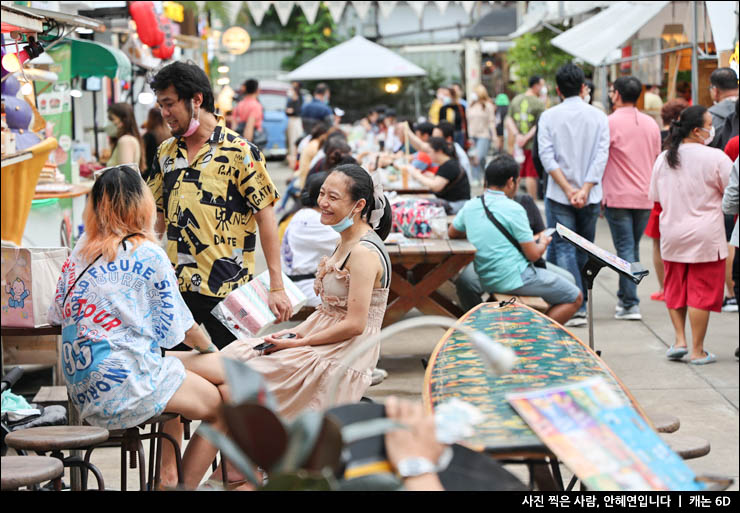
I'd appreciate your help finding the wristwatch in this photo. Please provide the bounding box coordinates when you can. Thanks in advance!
[396,457,437,478]
[396,447,454,478]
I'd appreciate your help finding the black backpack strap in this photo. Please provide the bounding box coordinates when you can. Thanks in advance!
[480,196,528,259]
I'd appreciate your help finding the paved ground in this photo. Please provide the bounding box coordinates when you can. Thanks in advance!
[10,160,738,491]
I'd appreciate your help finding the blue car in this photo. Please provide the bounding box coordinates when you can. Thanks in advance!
[258,80,291,159]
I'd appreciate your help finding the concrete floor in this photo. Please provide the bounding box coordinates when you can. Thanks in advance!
[9,159,738,491]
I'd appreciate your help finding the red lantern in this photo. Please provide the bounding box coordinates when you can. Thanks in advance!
[152,14,175,60]
[129,1,165,48]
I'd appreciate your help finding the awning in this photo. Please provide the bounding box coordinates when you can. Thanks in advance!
[550,1,670,66]
[507,1,615,39]
[281,36,427,81]
[705,1,738,51]
[463,6,518,39]
[67,38,131,80]
[1,4,103,33]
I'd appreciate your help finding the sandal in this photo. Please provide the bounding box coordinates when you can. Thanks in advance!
[666,345,688,360]
[688,352,716,365]
[651,291,665,301]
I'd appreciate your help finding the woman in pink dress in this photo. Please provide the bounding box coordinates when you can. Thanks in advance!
[649,105,732,364]
[221,163,392,418]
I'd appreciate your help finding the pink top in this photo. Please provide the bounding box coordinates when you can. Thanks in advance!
[233,96,263,130]
[602,107,662,209]
[649,143,732,263]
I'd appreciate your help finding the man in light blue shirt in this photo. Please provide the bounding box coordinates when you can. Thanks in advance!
[450,154,582,325]
[537,63,610,326]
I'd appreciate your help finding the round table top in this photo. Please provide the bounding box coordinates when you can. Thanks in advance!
[5,425,109,452]
[1,456,64,490]
[648,412,680,433]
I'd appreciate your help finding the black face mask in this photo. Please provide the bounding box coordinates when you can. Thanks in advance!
[608,95,614,111]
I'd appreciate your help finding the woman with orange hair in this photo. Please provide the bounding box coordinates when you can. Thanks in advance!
[48,164,229,489]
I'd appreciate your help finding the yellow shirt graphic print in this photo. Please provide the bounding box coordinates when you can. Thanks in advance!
[147,117,279,298]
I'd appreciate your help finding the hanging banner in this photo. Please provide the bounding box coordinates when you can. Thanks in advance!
[298,1,321,24]
[273,1,295,26]
[325,1,346,24]
[407,1,425,20]
[378,0,397,19]
[434,1,450,14]
[36,43,72,182]
[246,1,271,26]
[460,1,476,15]
[351,1,372,21]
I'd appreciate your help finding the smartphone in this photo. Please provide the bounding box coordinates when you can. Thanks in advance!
[252,342,275,351]
[279,333,297,339]
[536,228,556,243]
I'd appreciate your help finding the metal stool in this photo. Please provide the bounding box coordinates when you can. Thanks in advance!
[5,426,108,490]
[1,455,64,491]
[84,413,183,491]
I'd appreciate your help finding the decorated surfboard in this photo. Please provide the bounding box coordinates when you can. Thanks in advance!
[423,301,650,455]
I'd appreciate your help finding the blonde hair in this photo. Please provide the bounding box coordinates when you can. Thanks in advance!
[80,165,158,263]
[474,84,492,106]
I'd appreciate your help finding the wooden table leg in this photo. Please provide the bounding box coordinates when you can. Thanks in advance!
[383,254,474,327]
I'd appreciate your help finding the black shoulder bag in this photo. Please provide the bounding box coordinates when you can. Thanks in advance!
[480,196,547,269]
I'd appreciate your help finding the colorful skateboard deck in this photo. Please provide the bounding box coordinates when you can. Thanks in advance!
[423,302,649,455]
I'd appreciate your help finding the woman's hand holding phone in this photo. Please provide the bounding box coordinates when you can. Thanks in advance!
[256,331,301,355]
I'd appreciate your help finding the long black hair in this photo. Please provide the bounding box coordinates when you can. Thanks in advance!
[331,164,392,240]
[664,105,707,169]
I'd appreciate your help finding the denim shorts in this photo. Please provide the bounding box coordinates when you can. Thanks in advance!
[504,265,581,305]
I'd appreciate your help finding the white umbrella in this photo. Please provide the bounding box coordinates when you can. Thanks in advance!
[280,35,427,81]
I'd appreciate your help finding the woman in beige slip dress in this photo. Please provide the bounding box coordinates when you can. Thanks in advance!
[221,164,393,419]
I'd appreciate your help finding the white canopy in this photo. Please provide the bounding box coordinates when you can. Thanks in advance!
[550,1,670,66]
[550,1,739,67]
[280,35,427,81]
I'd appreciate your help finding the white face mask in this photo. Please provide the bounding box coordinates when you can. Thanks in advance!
[583,94,591,104]
[540,86,548,97]
[699,126,715,145]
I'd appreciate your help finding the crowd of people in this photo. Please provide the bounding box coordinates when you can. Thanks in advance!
[45,57,738,490]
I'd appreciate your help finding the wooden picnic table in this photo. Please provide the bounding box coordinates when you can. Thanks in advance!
[383,238,476,327]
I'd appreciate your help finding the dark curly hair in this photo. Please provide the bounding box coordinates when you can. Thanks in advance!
[149,62,215,113]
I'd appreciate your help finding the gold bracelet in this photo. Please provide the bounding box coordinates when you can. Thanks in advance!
[270,287,284,292]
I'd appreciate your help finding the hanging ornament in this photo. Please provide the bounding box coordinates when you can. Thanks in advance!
[378,1,397,19]
[434,1,450,14]
[129,1,165,48]
[246,1,271,26]
[351,1,372,21]
[407,1,425,20]
[298,1,321,24]
[460,1,476,15]
[272,1,295,26]
[325,1,346,24]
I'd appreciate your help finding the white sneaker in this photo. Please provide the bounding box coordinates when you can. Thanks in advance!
[721,297,738,312]
[564,316,587,327]
[615,305,642,320]
[371,368,388,386]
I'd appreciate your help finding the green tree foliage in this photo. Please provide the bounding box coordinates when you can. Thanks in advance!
[508,27,588,92]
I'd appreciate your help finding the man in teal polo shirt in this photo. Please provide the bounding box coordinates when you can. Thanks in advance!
[450,154,583,325]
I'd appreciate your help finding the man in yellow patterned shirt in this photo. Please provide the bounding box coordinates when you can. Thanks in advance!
[147,62,291,351]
